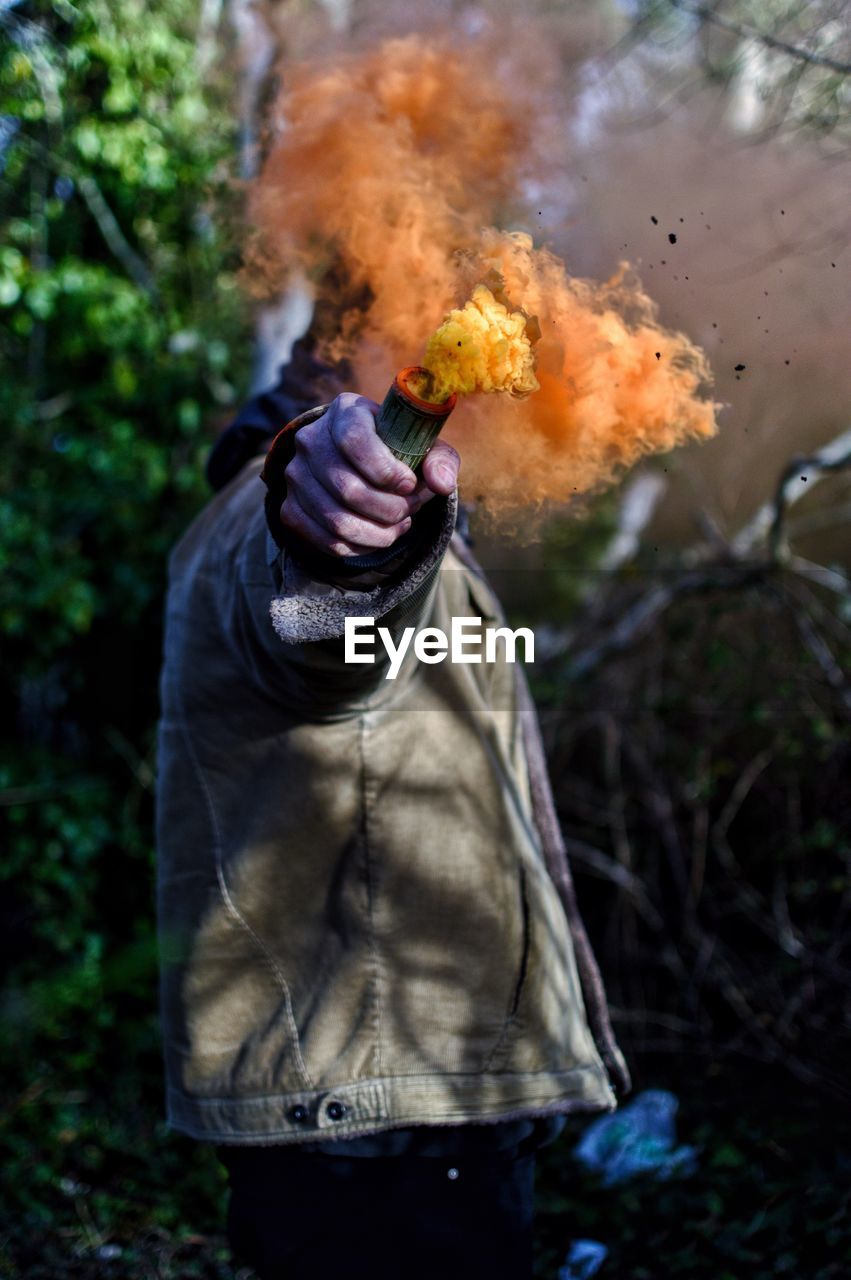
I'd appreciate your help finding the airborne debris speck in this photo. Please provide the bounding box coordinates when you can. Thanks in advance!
[734,363,746,372]
[668,233,677,244]
[655,352,661,360]
[651,215,658,224]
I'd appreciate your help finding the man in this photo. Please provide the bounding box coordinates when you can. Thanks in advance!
[155,339,630,1279]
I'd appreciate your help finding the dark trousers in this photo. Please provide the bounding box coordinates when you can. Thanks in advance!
[219,1140,538,1280]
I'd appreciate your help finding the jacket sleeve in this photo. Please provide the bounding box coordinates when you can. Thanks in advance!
[204,339,347,492]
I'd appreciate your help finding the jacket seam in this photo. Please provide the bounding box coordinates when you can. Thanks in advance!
[174,697,314,1091]
[359,713,383,1076]
[481,863,532,1073]
[170,1095,613,1144]
[171,1062,607,1107]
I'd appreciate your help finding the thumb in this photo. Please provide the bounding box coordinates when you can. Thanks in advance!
[421,440,460,496]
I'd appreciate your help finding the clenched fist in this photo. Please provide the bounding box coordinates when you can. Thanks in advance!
[280,392,460,557]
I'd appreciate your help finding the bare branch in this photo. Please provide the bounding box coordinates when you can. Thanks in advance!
[564,835,667,933]
[670,0,851,76]
[785,592,851,713]
[732,424,851,556]
[76,175,157,298]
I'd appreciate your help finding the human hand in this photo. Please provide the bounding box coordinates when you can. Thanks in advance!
[280,392,460,557]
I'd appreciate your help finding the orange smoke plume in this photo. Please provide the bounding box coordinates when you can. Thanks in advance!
[245,32,717,520]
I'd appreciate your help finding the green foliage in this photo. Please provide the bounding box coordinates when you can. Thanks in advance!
[0,0,250,667]
[0,1,250,1269]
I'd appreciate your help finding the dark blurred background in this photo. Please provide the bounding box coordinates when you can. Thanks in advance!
[1,2,849,1277]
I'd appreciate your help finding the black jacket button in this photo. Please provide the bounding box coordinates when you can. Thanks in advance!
[288,1104,309,1123]
[326,1101,348,1121]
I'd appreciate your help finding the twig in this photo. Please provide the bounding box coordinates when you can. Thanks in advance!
[76,175,157,298]
[711,747,775,869]
[670,0,851,76]
[0,778,98,806]
[782,590,851,714]
[10,130,159,299]
[104,726,155,791]
[772,871,805,961]
[787,554,850,597]
[564,836,666,933]
[733,425,851,557]
[566,565,767,679]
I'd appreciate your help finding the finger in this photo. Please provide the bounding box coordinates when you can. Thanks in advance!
[294,461,413,551]
[279,496,362,558]
[420,440,460,496]
[327,393,418,494]
[303,450,419,525]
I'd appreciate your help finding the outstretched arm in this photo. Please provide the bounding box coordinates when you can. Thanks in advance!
[267,392,459,586]
[168,388,462,716]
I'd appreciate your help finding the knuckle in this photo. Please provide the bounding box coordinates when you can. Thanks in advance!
[283,456,302,486]
[375,460,398,488]
[375,523,403,548]
[279,498,301,531]
[333,468,360,506]
[381,498,407,524]
[326,509,357,541]
[336,413,363,446]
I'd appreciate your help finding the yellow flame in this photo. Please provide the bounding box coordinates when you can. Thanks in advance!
[412,281,540,404]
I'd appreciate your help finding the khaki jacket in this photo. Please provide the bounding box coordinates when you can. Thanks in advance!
[155,429,630,1145]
